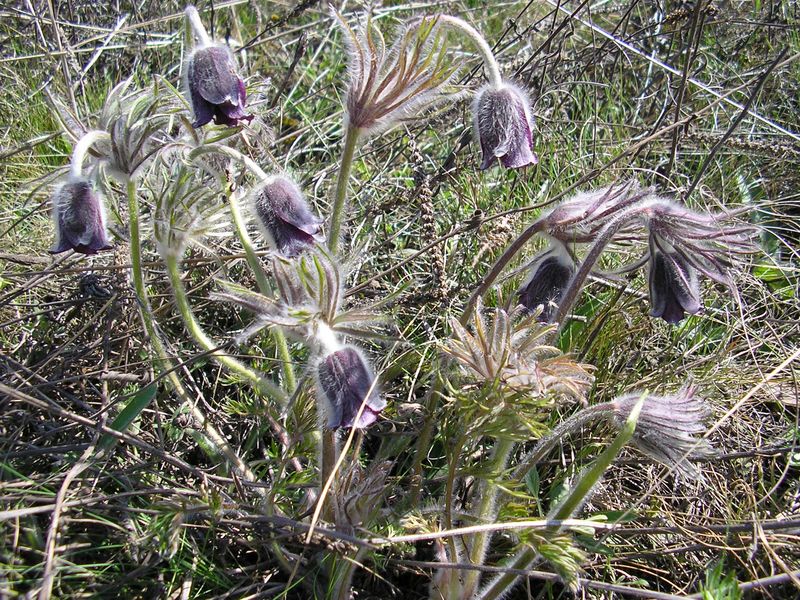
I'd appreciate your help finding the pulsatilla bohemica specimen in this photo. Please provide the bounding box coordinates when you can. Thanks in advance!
[473,82,537,169]
[642,196,755,324]
[518,241,575,322]
[647,231,701,324]
[184,6,252,128]
[250,175,323,257]
[49,178,113,255]
[316,346,386,429]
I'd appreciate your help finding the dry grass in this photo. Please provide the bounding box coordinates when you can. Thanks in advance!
[1,1,799,598]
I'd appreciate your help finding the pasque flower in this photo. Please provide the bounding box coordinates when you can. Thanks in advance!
[642,196,756,324]
[517,240,576,321]
[647,231,701,324]
[184,7,252,128]
[250,175,323,257]
[316,345,386,429]
[473,81,537,169]
[49,178,113,255]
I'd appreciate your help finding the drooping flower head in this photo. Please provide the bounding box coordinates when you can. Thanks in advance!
[333,10,460,138]
[184,6,252,128]
[647,231,701,324]
[641,196,756,324]
[250,175,323,257]
[473,81,537,170]
[543,182,651,244]
[517,240,576,322]
[608,386,713,479]
[316,345,386,429]
[49,177,113,255]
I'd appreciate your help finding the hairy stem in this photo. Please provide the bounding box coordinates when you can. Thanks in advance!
[126,178,265,495]
[225,183,296,391]
[512,403,611,481]
[327,124,361,253]
[461,217,547,326]
[185,5,212,48]
[477,398,644,600]
[410,219,548,503]
[550,208,641,329]
[190,144,296,390]
[70,130,110,178]
[460,438,515,599]
[436,15,502,88]
[164,251,286,403]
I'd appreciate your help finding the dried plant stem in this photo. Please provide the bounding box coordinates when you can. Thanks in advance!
[70,130,109,178]
[436,15,502,88]
[320,429,338,513]
[460,438,515,599]
[185,5,211,48]
[126,178,265,495]
[478,397,644,600]
[328,124,361,253]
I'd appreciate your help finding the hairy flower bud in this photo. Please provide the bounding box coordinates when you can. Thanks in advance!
[185,45,253,128]
[609,386,713,479]
[250,175,323,257]
[316,346,385,429]
[473,82,537,169]
[648,232,701,324]
[518,241,575,322]
[49,178,113,255]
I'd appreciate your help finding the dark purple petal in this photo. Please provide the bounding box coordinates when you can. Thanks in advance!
[518,244,575,321]
[648,233,701,324]
[213,98,253,127]
[473,82,537,170]
[190,85,215,128]
[317,347,385,429]
[49,179,112,255]
[187,45,252,128]
[252,176,323,257]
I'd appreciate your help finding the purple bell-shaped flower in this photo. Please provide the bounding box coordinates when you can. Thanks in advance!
[473,81,538,170]
[186,45,252,128]
[251,175,323,257]
[647,231,701,324]
[518,241,575,321]
[316,346,386,429]
[184,7,252,128]
[49,178,113,256]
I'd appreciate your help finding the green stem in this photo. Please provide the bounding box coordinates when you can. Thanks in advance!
[225,186,296,391]
[329,546,369,600]
[408,367,444,505]
[164,251,286,404]
[460,438,515,599]
[327,125,361,253]
[477,397,644,600]
[189,143,296,391]
[126,178,266,495]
